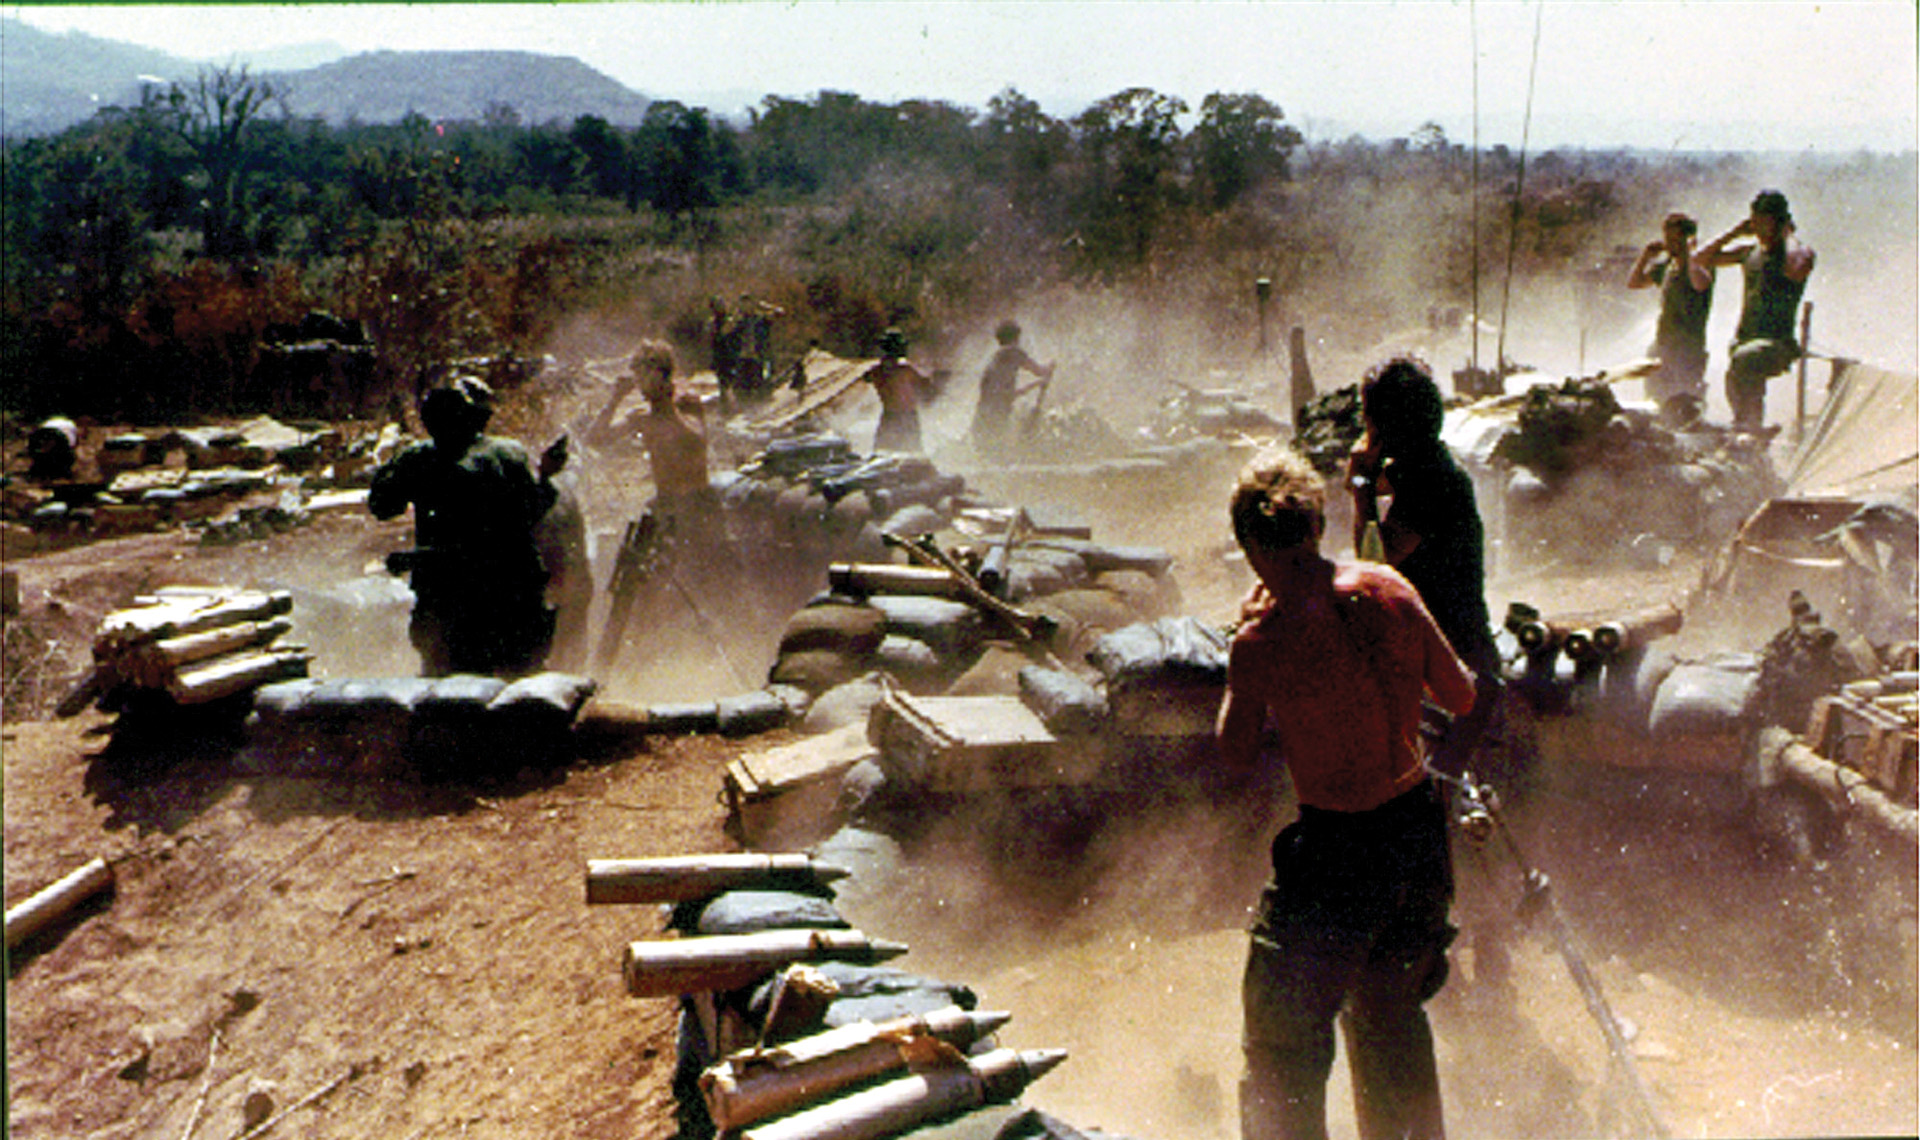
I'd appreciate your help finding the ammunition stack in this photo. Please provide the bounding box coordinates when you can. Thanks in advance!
[588,852,1069,1140]
[58,587,310,716]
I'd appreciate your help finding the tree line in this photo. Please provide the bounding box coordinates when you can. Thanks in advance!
[7,61,1863,426]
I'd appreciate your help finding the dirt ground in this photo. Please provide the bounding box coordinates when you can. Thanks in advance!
[4,447,1916,1139]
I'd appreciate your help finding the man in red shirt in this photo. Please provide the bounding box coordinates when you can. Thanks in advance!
[1219,445,1475,1140]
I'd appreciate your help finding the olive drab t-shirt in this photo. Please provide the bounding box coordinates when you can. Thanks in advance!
[1737,243,1807,345]
[1650,257,1712,376]
[1379,445,1493,660]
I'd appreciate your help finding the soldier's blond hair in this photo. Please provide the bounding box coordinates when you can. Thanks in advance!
[1230,446,1325,554]
[631,339,675,383]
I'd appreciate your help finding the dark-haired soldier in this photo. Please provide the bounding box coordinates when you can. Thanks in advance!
[1626,211,1715,427]
[1695,189,1817,431]
[370,376,557,677]
[1220,444,1474,1140]
[969,320,1055,457]
[1347,356,1511,992]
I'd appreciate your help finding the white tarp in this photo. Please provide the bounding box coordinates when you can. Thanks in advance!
[1782,360,1920,501]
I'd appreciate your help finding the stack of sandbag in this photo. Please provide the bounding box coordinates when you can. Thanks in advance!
[241,670,596,777]
[718,431,969,564]
[58,587,310,716]
[1489,377,1783,557]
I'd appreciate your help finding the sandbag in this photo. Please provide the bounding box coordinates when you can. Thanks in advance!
[1005,547,1089,599]
[717,689,790,737]
[947,643,1038,697]
[1036,589,1138,643]
[1092,569,1178,618]
[808,962,979,1027]
[770,649,865,695]
[487,671,596,726]
[1018,666,1109,736]
[407,674,510,779]
[290,676,435,725]
[486,671,597,767]
[1649,654,1761,738]
[801,673,890,733]
[877,503,945,538]
[872,635,948,693]
[249,677,326,723]
[1030,538,1173,578]
[692,890,848,936]
[646,702,721,735]
[1086,617,1230,685]
[866,594,984,659]
[778,603,886,657]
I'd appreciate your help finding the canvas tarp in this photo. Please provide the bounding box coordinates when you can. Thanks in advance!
[1782,359,1920,500]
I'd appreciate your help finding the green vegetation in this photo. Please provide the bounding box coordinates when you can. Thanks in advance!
[3,64,1911,424]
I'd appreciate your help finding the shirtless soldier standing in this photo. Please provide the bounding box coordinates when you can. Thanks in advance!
[1219,444,1475,1140]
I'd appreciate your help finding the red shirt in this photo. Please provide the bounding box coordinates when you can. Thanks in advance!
[1226,560,1474,812]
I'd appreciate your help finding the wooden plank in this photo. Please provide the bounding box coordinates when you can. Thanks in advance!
[730,723,876,800]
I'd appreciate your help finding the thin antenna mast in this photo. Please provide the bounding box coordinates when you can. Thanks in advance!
[1471,0,1481,373]
[1497,1,1546,374]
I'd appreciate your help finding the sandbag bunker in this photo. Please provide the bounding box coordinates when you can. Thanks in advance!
[587,852,1088,1140]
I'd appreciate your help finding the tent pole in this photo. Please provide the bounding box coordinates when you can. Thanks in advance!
[1794,301,1813,446]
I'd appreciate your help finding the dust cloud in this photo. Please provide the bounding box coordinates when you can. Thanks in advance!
[483,150,1920,1137]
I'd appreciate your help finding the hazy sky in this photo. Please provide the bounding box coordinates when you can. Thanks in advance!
[9,1,1917,151]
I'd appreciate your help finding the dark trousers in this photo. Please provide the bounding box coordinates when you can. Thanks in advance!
[1242,781,1454,1140]
[1725,338,1799,430]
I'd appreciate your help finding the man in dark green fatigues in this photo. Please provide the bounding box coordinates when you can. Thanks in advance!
[1696,189,1817,432]
[370,377,557,677]
[1626,211,1715,427]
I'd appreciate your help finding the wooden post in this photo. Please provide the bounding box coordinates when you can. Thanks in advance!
[6,857,114,948]
[1794,301,1814,446]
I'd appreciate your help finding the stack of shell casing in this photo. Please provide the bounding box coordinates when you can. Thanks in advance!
[588,852,1068,1140]
[60,586,309,714]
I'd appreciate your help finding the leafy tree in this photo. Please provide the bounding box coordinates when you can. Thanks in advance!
[512,124,584,198]
[152,64,283,257]
[977,87,1068,217]
[633,101,721,221]
[569,114,631,201]
[1190,92,1303,210]
[1071,87,1189,268]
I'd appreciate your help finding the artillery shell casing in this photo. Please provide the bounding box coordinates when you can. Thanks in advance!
[5,857,114,949]
[622,928,906,997]
[587,853,851,905]
[703,1005,1011,1130]
[739,1047,1065,1140]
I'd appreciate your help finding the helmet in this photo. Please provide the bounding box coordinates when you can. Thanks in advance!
[995,320,1021,346]
[878,327,909,358]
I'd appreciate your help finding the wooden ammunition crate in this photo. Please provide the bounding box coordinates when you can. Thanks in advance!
[869,690,1098,793]
[1805,693,1919,807]
[723,723,877,847]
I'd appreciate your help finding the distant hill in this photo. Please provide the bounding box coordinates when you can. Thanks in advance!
[267,50,652,127]
[0,17,190,135]
[2,21,652,137]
